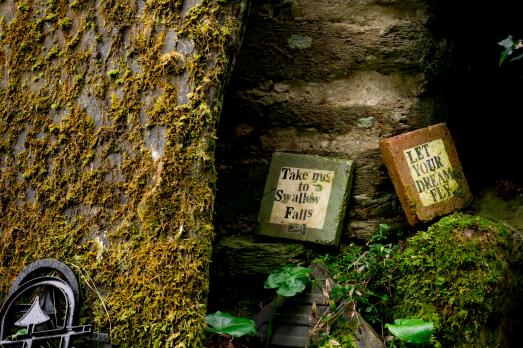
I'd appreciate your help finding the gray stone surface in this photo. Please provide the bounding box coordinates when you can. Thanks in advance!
[216,0,448,240]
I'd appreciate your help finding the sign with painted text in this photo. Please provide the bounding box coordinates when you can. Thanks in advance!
[380,123,471,225]
[258,153,354,245]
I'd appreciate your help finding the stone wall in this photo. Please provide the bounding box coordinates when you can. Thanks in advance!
[216,0,449,241]
[0,0,247,346]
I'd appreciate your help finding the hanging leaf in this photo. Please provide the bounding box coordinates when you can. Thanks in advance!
[500,47,513,66]
[385,318,433,344]
[498,35,514,50]
[498,35,523,66]
[10,328,28,340]
[206,311,256,338]
[264,265,311,297]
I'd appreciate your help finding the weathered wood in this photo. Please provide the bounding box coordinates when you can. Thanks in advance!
[271,325,310,347]
[213,237,314,276]
[255,261,385,347]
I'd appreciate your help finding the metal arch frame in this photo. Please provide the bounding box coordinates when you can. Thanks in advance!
[0,259,109,348]
[7,259,81,323]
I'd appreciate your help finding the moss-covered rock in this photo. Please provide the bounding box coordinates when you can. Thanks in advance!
[388,213,517,346]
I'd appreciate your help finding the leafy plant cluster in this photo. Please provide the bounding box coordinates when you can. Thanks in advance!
[205,265,311,347]
[206,214,510,347]
[318,224,395,327]
[498,35,523,66]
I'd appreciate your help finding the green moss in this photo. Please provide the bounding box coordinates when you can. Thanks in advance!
[107,69,120,79]
[58,17,72,30]
[387,213,512,346]
[0,0,245,346]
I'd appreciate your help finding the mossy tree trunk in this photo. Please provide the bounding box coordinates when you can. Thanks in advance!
[0,0,248,346]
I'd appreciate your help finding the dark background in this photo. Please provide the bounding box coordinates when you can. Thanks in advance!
[432,0,523,191]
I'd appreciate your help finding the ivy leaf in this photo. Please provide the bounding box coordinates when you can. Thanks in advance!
[499,35,516,66]
[264,265,311,297]
[498,35,514,50]
[500,47,513,66]
[206,311,256,338]
[385,318,433,344]
[11,328,28,340]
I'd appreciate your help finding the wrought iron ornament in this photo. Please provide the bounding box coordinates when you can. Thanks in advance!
[0,259,109,348]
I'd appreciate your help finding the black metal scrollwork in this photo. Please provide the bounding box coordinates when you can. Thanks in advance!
[0,259,109,348]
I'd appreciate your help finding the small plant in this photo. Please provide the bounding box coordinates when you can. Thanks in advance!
[318,224,395,326]
[264,265,311,347]
[498,35,523,66]
[385,318,433,347]
[205,311,256,341]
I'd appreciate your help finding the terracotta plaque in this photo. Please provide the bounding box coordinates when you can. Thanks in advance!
[258,152,354,245]
[380,123,471,225]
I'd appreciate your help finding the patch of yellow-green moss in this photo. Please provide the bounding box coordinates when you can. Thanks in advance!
[0,0,246,346]
[387,213,513,346]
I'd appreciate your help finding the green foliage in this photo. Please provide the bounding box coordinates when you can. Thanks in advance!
[264,265,311,347]
[11,328,28,340]
[205,311,256,338]
[386,319,433,344]
[264,264,311,297]
[387,213,511,345]
[498,35,523,66]
[106,69,120,79]
[313,316,357,348]
[318,224,395,326]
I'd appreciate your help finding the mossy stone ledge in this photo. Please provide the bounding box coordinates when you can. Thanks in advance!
[387,213,521,346]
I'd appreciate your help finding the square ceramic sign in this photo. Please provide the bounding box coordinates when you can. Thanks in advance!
[379,123,471,225]
[257,152,354,246]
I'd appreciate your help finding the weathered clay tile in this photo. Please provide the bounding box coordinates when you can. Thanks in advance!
[379,123,471,225]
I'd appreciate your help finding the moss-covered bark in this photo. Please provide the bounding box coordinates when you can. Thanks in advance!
[0,0,247,346]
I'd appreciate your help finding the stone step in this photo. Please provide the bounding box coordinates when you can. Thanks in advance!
[228,71,435,133]
[213,237,314,276]
[290,0,427,25]
[234,15,431,82]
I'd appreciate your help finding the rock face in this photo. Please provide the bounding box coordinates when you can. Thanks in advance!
[0,0,247,346]
[216,0,449,241]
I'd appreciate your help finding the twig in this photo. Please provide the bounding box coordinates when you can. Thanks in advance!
[69,263,112,338]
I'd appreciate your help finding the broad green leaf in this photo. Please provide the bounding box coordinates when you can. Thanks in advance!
[498,35,514,49]
[206,311,256,338]
[11,328,28,339]
[264,265,311,297]
[500,47,513,66]
[385,318,433,344]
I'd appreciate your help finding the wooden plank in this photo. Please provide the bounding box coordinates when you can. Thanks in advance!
[276,305,329,325]
[271,324,310,347]
[255,262,385,347]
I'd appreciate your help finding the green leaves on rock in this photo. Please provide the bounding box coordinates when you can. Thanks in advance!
[498,34,523,66]
[386,318,433,344]
[264,265,311,297]
[205,311,256,338]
